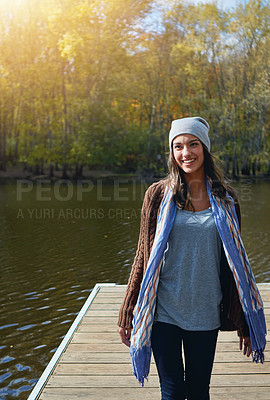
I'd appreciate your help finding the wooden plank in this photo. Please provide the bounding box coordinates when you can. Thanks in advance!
[91,296,125,303]
[60,349,270,364]
[77,325,119,333]
[71,330,270,345]
[93,297,270,306]
[82,314,270,326]
[39,386,270,400]
[45,375,156,387]
[54,362,270,376]
[39,387,161,400]
[88,303,121,310]
[78,319,270,333]
[98,287,127,293]
[210,387,270,400]
[57,341,264,353]
[71,333,127,344]
[85,307,270,317]
[84,310,120,317]
[45,374,270,388]
[259,284,270,289]
[83,316,118,324]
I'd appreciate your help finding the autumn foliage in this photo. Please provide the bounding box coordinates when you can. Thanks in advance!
[0,0,269,177]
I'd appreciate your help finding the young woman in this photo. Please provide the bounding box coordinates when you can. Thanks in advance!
[118,117,266,400]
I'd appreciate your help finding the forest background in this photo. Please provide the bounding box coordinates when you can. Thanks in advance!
[0,0,269,179]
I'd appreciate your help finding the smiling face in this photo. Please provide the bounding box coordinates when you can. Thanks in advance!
[172,134,204,177]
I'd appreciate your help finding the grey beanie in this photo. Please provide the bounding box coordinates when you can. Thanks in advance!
[169,117,210,151]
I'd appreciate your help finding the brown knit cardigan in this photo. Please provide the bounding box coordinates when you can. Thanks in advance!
[118,179,249,337]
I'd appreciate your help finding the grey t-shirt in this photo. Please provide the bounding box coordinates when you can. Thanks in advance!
[155,207,222,331]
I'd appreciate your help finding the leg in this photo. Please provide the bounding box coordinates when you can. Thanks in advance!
[183,329,218,400]
[151,321,186,400]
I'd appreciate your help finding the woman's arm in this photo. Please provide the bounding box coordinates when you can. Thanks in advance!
[117,189,149,330]
[117,181,163,330]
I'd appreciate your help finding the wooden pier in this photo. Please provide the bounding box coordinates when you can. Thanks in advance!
[28,283,270,400]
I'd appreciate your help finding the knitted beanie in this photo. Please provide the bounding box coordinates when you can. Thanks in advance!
[169,117,210,151]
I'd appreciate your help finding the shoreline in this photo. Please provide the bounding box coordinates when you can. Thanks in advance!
[0,168,141,182]
[0,168,269,183]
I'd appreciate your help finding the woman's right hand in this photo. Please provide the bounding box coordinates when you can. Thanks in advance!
[118,326,131,347]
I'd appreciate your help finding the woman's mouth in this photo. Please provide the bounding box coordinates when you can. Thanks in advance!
[182,158,196,165]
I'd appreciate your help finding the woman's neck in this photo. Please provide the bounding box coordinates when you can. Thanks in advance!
[184,171,210,211]
[184,170,206,196]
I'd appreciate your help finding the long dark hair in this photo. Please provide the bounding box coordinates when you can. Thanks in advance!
[168,143,232,210]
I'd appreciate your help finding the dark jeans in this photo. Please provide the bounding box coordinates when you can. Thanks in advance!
[151,321,218,400]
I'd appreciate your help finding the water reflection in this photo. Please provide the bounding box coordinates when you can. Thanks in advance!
[233,180,270,282]
[0,178,269,399]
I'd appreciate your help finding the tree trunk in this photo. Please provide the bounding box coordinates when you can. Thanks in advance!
[252,159,256,176]
[73,163,80,179]
[146,104,156,171]
[49,164,54,178]
[34,164,40,175]
[0,122,7,171]
[241,160,250,176]
[73,164,85,179]
[62,164,69,179]
[232,155,236,179]
[62,64,68,172]
[79,164,84,177]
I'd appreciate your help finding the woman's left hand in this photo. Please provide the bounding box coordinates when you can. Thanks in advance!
[239,336,252,357]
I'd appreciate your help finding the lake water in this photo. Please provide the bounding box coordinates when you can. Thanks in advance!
[0,178,269,399]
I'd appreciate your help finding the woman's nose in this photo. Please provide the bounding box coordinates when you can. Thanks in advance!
[182,145,190,156]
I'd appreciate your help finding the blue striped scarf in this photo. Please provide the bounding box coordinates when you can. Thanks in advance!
[130,180,267,386]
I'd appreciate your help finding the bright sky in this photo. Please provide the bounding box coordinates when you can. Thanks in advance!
[144,0,247,31]
[0,0,246,12]
[0,0,246,9]
[154,0,247,11]
[189,0,246,10]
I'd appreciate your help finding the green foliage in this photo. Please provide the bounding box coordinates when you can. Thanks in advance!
[0,0,269,175]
